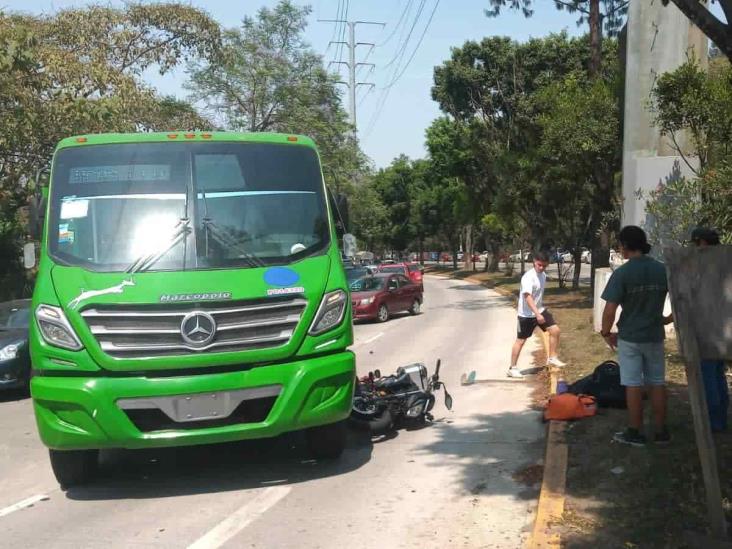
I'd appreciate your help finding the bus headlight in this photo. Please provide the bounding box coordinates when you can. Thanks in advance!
[35,305,84,351]
[309,290,347,335]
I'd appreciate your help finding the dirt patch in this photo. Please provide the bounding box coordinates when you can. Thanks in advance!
[513,463,545,487]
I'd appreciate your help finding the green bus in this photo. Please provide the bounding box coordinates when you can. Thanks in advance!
[28,132,355,487]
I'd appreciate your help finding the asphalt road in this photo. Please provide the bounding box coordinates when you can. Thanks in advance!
[0,276,544,549]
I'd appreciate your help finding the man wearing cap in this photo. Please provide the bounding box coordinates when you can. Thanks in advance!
[691,227,729,432]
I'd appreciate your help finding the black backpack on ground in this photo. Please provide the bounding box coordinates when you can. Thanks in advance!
[568,360,626,409]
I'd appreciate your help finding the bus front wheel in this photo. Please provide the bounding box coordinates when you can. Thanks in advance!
[49,449,99,489]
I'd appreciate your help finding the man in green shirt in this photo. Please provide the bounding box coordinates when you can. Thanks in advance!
[600,226,673,446]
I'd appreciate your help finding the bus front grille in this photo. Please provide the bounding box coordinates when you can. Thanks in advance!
[80,296,307,358]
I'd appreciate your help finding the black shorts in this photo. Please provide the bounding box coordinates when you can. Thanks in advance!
[517,310,556,340]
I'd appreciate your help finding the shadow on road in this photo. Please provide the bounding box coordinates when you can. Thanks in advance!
[0,388,30,403]
[413,410,544,502]
[65,427,373,502]
[435,293,513,312]
[445,284,487,292]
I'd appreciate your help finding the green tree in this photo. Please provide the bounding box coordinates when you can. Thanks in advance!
[651,60,732,175]
[430,34,617,274]
[350,182,391,253]
[370,155,420,254]
[644,60,732,246]
[186,0,365,194]
[535,73,622,286]
[485,1,628,75]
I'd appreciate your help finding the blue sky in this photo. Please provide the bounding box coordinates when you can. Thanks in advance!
[4,1,611,167]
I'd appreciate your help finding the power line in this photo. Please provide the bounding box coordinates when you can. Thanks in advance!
[364,0,428,136]
[382,0,440,89]
[364,0,440,138]
[336,0,350,64]
[378,0,414,47]
[329,0,344,65]
[382,0,427,71]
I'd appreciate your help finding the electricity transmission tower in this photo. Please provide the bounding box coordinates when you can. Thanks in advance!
[319,18,384,136]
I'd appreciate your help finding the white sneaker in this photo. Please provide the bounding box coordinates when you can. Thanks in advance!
[547,356,567,368]
[507,367,525,379]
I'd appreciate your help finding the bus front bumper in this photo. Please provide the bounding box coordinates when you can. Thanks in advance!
[31,352,355,450]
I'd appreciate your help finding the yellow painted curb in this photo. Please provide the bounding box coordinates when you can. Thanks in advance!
[527,367,568,549]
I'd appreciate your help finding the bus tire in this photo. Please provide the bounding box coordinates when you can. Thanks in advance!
[49,449,99,489]
[306,420,347,460]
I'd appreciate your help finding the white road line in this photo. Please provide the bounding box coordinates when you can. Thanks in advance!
[0,494,50,518]
[187,486,291,549]
[359,332,384,346]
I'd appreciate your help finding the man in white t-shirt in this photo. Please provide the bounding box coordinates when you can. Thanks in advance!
[508,250,566,379]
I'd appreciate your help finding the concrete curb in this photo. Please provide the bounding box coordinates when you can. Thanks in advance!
[527,366,568,549]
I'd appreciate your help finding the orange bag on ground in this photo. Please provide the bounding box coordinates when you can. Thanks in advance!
[543,393,597,421]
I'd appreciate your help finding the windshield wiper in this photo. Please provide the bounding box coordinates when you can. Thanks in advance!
[202,218,265,268]
[126,218,191,274]
[199,189,264,268]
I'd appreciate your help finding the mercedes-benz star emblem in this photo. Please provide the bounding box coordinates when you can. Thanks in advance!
[180,312,217,348]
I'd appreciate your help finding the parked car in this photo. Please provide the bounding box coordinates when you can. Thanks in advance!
[0,299,31,391]
[509,251,531,263]
[549,249,566,263]
[345,265,373,285]
[350,274,423,322]
[405,262,424,289]
[378,262,424,290]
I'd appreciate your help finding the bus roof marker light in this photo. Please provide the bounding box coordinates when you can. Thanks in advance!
[184,133,196,139]
[287,136,298,142]
[167,134,179,139]
[75,137,88,143]
[201,133,213,139]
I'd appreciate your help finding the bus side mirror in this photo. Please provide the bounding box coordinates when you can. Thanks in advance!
[23,242,36,269]
[343,233,357,258]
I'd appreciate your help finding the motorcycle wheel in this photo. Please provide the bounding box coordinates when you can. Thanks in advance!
[350,398,394,434]
[365,408,393,434]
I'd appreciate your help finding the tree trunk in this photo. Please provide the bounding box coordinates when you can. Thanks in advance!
[452,244,459,270]
[572,249,582,290]
[556,255,565,289]
[666,0,732,63]
[488,241,500,272]
[464,225,475,272]
[589,0,602,77]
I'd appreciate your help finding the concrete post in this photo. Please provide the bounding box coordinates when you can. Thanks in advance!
[621,0,708,229]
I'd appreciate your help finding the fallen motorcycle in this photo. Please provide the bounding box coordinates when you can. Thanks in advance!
[351,359,453,434]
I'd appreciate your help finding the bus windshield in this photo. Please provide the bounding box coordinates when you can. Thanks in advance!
[48,142,330,272]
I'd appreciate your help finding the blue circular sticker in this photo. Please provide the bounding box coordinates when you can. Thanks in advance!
[263,267,300,287]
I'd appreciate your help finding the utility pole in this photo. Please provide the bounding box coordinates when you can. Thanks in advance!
[319,19,384,136]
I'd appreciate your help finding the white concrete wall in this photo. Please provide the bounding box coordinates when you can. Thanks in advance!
[621,0,707,228]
